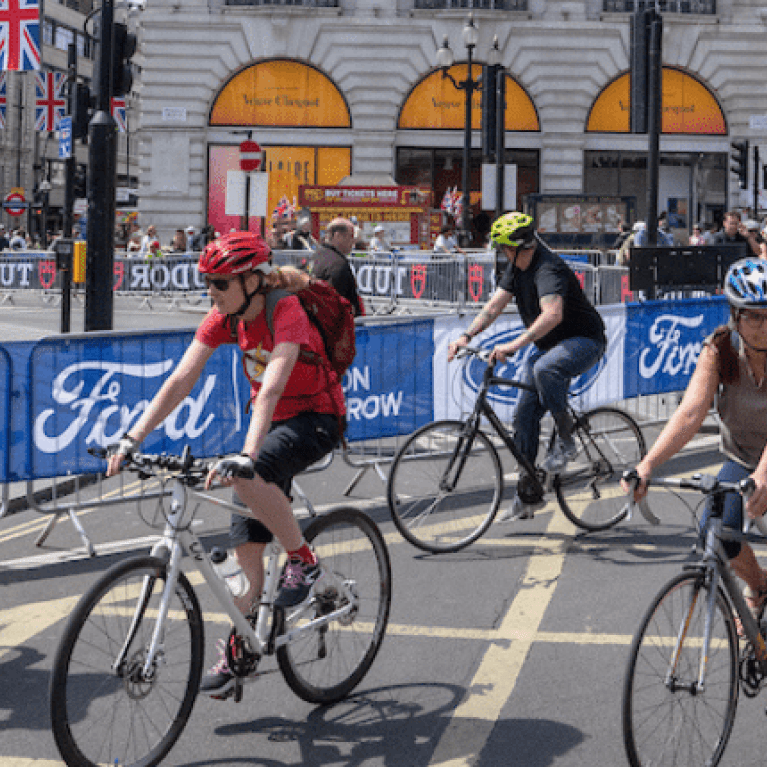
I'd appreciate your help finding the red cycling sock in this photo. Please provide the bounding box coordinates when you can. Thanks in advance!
[287,542,316,565]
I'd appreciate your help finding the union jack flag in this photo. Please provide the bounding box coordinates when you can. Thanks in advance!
[0,0,41,71]
[273,195,290,219]
[440,186,462,219]
[0,72,6,129]
[34,70,65,131]
[111,97,126,133]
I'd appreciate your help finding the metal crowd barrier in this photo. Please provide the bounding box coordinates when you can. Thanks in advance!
[0,250,631,313]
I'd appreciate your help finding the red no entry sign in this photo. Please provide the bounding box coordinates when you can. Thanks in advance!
[3,191,27,216]
[239,140,262,172]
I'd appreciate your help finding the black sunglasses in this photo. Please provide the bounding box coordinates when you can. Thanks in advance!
[204,276,234,292]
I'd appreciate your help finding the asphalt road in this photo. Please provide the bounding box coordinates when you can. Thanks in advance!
[3,293,767,766]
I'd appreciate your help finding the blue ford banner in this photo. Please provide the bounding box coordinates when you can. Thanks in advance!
[623,296,728,398]
[0,300,734,482]
[344,320,434,442]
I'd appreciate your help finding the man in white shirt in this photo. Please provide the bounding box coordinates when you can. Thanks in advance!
[368,224,390,253]
[433,225,465,255]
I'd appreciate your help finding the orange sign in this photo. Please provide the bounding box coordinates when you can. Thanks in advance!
[586,67,726,134]
[398,67,539,131]
[210,59,351,128]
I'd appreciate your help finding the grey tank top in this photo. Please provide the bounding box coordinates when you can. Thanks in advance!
[717,334,767,469]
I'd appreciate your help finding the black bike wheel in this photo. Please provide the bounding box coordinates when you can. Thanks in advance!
[50,556,204,767]
[276,507,391,705]
[386,419,503,553]
[554,407,646,532]
[622,571,739,767]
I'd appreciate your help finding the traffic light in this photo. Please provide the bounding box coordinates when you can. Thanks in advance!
[731,139,749,190]
[74,165,87,199]
[72,82,92,141]
[30,190,43,216]
[111,23,137,97]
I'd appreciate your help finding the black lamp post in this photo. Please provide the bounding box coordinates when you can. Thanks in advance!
[437,15,501,248]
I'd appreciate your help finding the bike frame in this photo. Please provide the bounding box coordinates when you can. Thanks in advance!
[462,363,556,497]
[121,477,358,680]
[664,488,767,693]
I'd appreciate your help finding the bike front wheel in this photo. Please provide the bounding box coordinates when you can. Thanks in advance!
[276,506,392,705]
[622,571,739,767]
[554,407,646,532]
[387,419,503,553]
[50,556,204,767]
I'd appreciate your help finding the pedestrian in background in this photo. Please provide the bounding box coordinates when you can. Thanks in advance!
[309,217,363,317]
[368,224,391,253]
[169,229,187,253]
[689,223,706,245]
[0,225,9,252]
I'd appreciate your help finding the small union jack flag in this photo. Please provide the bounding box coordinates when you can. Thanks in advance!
[111,97,127,133]
[0,72,6,129]
[34,70,65,131]
[273,195,290,219]
[0,0,41,71]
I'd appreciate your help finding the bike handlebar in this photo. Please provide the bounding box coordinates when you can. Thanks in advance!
[89,445,211,483]
[622,469,767,536]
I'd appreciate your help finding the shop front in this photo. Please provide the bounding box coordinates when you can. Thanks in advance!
[207,59,352,237]
[395,65,540,244]
[584,67,728,234]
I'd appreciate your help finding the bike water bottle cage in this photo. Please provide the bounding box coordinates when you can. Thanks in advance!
[490,212,535,249]
[724,259,767,309]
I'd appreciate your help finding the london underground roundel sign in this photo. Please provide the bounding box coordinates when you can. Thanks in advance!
[3,191,27,216]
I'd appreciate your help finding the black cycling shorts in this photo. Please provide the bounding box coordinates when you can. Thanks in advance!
[229,411,339,546]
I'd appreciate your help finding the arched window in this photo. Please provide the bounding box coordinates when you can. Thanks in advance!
[210,59,351,128]
[586,67,726,134]
[398,66,539,131]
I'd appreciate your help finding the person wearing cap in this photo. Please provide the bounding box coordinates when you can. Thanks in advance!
[368,224,391,253]
[284,213,317,251]
[634,213,674,247]
[0,225,9,252]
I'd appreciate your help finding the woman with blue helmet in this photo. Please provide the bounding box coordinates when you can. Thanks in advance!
[626,258,767,631]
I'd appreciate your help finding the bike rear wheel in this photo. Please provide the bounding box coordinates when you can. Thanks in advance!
[554,407,646,532]
[622,571,739,767]
[50,556,204,767]
[276,506,391,705]
[386,419,503,553]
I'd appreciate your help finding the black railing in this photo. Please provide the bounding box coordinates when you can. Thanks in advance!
[603,0,715,13]
[414,0,527,9]
[225,0,339,5]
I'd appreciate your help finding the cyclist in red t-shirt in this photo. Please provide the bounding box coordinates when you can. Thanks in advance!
[106,231,344,698]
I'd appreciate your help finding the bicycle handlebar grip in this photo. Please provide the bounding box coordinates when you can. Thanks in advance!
[740,478,767,537]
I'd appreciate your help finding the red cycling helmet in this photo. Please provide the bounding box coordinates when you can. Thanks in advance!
[198,231,272,276]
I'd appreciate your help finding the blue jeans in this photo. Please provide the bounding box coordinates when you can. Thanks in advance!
[512,336,606,466]
[698,459,750,560]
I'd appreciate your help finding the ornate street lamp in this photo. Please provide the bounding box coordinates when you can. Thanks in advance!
[437,16,501,247]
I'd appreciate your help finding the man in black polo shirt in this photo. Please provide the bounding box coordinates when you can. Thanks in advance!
[448,211,606,520]
[309,217,363,317]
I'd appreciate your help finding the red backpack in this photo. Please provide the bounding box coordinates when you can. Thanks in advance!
[264,268,356,380]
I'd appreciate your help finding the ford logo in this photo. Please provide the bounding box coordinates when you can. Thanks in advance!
[459,327,604,406]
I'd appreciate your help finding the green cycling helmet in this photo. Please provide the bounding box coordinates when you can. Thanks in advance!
[490,212,535,248]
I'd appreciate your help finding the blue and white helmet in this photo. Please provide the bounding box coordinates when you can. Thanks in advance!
[724,259,767,309]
